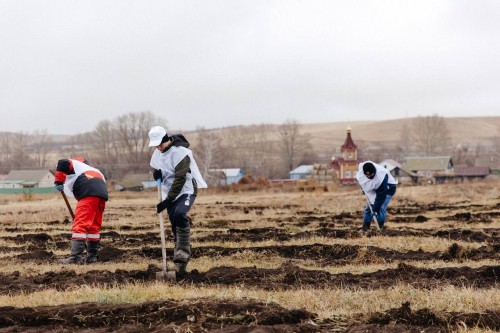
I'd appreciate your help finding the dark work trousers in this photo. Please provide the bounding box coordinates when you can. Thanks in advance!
[363,195,393,228]
[167,194,195,240]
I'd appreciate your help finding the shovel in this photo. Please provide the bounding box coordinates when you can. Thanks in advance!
[155,179,176,282]
[359,186,381,232]
[364,193,381,231]
[61,191,75,220]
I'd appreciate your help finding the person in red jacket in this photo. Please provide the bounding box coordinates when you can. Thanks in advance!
[54,157,108,264]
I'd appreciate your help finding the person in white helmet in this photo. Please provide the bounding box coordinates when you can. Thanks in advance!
[148,126,207,274]
[355,161,397,233]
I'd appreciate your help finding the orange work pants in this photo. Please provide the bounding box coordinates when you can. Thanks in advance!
[71,196,106,242]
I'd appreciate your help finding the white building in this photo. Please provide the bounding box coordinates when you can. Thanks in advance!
[0,170,55,189]
[289,165,314,180]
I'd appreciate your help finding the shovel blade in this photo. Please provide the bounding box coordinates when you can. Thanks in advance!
[156,270,176,282]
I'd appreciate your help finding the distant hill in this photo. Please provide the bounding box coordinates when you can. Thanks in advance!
[187,116,499,153]
[179,116,500,173]
[1,116,497,176]
[2,116,497,148]
[300,116,500,151]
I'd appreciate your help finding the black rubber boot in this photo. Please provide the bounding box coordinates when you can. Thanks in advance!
[357,223,370,234]
[86,240,100,263]
[58,240,86,264]
[173,227,191,275]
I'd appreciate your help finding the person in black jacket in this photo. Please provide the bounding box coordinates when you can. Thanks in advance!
[54,157,108,264]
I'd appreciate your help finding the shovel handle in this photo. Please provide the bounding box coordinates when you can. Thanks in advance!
[364,195,381,231]
[61,191,75,219]
[157,179,169,274]
[157,179,163,201]
[361,187,380,231]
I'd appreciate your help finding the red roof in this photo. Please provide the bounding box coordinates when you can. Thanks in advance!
[341,131,357,151]
[454,166,490,176]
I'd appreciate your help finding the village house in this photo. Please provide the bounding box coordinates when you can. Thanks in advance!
[208,168,244,185]
[289,165,314,180]
[330,127,363,184]
[0,170,55,189]
[379,159,419,184]
[114,173,155,191]
[449,166,490,182]
[403,156,454,184]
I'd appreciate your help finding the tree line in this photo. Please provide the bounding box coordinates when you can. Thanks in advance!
[1,112,494,181]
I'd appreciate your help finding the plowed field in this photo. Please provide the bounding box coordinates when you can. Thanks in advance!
[0,180,499,332]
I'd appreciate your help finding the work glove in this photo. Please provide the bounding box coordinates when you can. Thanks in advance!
[153,169,162,181]
[54,183,64,192]
[157,198,173,213]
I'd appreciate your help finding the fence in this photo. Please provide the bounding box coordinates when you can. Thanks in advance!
[0,188,58,195]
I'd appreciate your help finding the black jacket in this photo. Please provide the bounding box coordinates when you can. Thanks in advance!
[54,159,108,201]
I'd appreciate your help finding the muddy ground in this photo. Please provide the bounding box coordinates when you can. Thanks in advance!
[0,300,498,332]
[6,241,500,269]
[0,262,498,296]
[0,191,498,332]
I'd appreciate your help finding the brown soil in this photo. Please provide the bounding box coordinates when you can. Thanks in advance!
[0,300,497,332]
[1,193,499,332]
[0,298,315,332]
[0,262,497,296]
[346,302,500,333]
[9,240,498,268]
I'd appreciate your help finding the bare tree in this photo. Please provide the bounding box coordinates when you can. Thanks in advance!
[397,122,412,158]
[87,120,121,178]
[31,129,53,168]
[411,114,450,156]
[115,111,167,170]
[0,132,14,170]
[493,125,500,168]
[192,127,224,180]
[278,119,310,172]
[61,133,85,158]
[220,124,277,177]
[49,111,168,179]
[10,132,33,169]
[217,121,312,179]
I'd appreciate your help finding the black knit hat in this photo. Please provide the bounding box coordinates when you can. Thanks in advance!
[363,162,376,176]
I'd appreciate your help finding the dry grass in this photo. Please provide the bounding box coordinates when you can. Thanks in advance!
[0,178,498,331]
[0,283,497,320]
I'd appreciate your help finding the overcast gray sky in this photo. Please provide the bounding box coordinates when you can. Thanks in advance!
[1,1,499,135]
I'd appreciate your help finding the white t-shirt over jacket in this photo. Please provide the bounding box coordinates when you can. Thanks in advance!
[150,146,207,201]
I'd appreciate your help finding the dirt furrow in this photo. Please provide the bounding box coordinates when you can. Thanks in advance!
[0,263,497,295]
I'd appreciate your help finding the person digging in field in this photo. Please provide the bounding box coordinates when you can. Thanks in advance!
[54,157,108,264]
[355,161,397,233]
[148,126,207,275]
